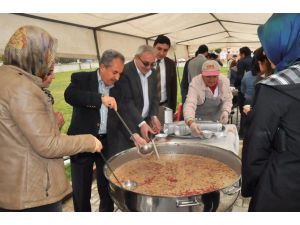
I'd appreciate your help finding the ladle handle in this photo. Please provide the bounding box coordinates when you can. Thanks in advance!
[99,152,123,187]
[114,110,141,152]
[114,110,134,137]
[151,139,160,160]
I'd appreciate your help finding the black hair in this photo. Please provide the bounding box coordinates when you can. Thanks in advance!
[154,35,171,47]
[253,47,274,77]
[239,46,251,57]
[209,52,218,59]
[198,45,209,54]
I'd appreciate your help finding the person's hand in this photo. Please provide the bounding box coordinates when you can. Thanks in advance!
[151,116,161,133]
[173,112,178,121]
[190,122,202,137]
[243,105,251,115]
[131,133,147,148]
[93,137,103,152]
[140,123,155,142]
[54,112,65,130]
[101,95,117,111]
[219,110,229,124]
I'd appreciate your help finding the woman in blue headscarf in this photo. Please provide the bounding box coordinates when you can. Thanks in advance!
[241,13,300,211]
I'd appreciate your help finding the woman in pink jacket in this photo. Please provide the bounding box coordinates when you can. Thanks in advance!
[183,60,233,136]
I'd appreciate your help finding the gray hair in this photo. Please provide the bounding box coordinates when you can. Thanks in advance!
[135,45,155,57]
[99,49,125,67]
[4,26,57,79]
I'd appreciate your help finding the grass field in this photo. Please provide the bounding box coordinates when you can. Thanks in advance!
[49,66,228,134]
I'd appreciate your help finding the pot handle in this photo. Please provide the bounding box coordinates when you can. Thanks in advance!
[176,198,202,207]
[222,180,241,196]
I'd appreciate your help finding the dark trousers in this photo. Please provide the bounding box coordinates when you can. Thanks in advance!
[0,201,62,212]
[70,136,114,212]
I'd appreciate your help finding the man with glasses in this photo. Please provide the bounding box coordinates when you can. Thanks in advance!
[153,35,177,124]
[117,45,161,147]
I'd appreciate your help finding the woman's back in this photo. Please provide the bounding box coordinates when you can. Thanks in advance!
[241,70,256,105]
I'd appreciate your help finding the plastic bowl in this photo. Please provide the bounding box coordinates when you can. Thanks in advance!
[155,133,168,140]
[202,130,213,139]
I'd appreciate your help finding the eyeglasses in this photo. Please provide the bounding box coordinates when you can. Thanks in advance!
[138,56,156,68]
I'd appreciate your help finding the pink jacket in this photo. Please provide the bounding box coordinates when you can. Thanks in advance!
[183,74,233,123]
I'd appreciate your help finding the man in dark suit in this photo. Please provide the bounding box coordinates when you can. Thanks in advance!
[234,46,252,139]
[153,35,177,124]
[64,50,146,212]
[117,45,161,144]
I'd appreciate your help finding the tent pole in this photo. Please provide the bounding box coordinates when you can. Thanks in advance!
[173,50,181,85]
[93,29,101,67]
[186,45,189,59]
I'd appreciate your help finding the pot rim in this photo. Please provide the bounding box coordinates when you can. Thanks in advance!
[104,142,241,198]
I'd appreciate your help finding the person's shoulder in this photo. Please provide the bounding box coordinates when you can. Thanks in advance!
[165,57,175,64]
[244,71,253,78]
[72,70,97,77]
[123,60,135,73]
[191,74,203,84]
[71,70,97,80]
[219,74,230,85]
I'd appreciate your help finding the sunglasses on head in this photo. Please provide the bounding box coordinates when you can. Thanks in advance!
[138,56,156,68]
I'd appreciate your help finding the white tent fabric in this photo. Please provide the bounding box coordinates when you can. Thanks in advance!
[0,13,272,60]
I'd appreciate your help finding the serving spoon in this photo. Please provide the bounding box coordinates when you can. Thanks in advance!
[100,151,138,190]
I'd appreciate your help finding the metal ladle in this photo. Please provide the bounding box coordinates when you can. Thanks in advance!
[114,110,158,158]
[99,151,137,190]
[139,134,160,159]
[114,110,141,153]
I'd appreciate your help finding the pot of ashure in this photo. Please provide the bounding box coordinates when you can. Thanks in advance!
[104,142,241,212]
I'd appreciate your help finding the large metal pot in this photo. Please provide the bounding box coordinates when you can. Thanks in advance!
[104,142,241,212]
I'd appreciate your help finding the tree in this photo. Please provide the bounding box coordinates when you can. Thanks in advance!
[214,48,222,54]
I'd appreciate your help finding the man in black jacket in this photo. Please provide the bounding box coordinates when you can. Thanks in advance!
[117,45,160,144]
[234,46,252,138]
[64,50,145,212]
[153,35,177,123]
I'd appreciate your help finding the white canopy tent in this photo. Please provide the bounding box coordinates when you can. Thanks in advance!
[0,13,272,61]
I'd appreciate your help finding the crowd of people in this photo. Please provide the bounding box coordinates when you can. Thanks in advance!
[1,13,300,212]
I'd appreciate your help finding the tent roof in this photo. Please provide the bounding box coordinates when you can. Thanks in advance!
[0,13,272,59]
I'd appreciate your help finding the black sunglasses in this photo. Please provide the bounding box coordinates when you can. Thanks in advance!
[138,56,156,68]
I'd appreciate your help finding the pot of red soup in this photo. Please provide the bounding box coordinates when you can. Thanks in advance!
[104,142,241,212]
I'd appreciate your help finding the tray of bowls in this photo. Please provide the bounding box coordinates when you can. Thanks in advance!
[164,120,225,139]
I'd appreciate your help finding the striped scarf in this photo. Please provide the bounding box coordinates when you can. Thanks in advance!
[259,63,300,86]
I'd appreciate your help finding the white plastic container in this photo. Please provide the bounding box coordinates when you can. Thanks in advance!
[164,107,173,124]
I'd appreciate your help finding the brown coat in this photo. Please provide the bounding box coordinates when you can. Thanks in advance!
[0,65,96,210]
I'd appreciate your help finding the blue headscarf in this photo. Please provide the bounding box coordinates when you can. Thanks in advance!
[258,13,300,72]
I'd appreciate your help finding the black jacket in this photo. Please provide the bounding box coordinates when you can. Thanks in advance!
[164,57,177,112]
[64,70,128,158]
[117,60,159,135]
[180,57,193,105]
[242,82,300,211]
[234,56,252,89]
